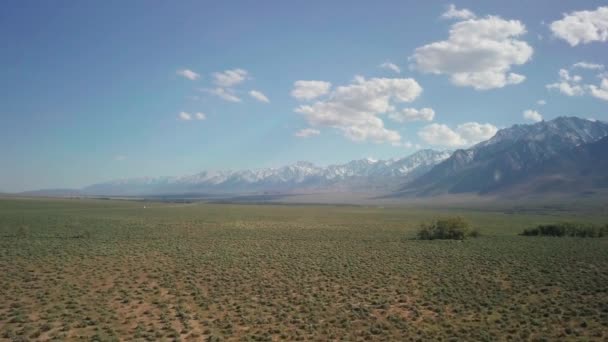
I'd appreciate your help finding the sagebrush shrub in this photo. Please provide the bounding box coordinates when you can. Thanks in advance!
[417,217,477,240]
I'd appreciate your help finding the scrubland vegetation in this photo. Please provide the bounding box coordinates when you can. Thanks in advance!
[521,222,608,237]
[0,198,607,341]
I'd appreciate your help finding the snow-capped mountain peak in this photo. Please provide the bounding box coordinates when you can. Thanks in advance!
[83,149,452,195]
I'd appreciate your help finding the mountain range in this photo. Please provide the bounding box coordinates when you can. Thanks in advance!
[81,149,452,196]
[398,117,608,197]
[17,116,608,199]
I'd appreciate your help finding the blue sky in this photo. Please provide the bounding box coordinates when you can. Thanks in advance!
[1,1,607,192]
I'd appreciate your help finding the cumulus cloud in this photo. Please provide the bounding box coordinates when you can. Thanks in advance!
[550,6,608,46]
[176,69,200,80]
[294,128,321,138]
[195,112,206,120]
[547,66,608,101]
[388,107,435,122]
[441,4,476,20]
[561,69,583,82]
[456,122,498,143]
[203,87,242,102]
[212,68,249,87]
[523,109,543,122]
[178,112,192,121]
[546,69,585,96]
[294,76,423,144]
[418,122,497,147]
[418,124,466,147]
[537,99,547,105]
[588,78,608,101]
[411,15,533,90]
[249,90,270,103]
[291,81,332,100]
[379,61,401,74]
[573,61,605,70]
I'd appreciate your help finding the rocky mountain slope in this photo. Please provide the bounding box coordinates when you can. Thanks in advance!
[501,135,608,195]
[398,117,608,196]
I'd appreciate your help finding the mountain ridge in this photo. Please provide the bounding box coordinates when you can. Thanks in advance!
[497,135,608,196]
[81,149,452,196]
[14,117,608,199]
[399,117,608,197]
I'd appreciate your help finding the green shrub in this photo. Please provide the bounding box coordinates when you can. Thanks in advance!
[520,222,607,237]
[417,217,476,240]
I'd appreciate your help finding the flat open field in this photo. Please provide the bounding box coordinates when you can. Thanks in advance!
[1,198,607,341]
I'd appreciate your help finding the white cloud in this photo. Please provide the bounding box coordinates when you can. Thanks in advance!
[294,128,320,138]
[588,78,608,101]
[212,68,249,87]
[178,111,205,121]
[456,122,498,143]
[203,87,242,102]
[411,15,533,90]
[523,109,543,122]
[441,4,476,20]
[550,6,608,46]
[178,112,192,121]
[395,141,422,149]
[537,99,547,105]
[388,107,435,122]
[379,61,401,74]
[418,124,467,147]
[176,69,200,80]
[418,122,497,147]
[573,61,605,70]
[294,76,423,144]
[249,90,270,103]
[547,83,583,96]
[547,67,608,101]
[291,81,332,100]
[506,73,526,84]
[546,69,585,96]
[561,68,583,82]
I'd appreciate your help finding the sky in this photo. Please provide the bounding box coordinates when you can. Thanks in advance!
[1,0,607,192]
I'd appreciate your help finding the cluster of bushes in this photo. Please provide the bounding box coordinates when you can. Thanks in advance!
[520,222,608,238]
[417,216,479,240]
